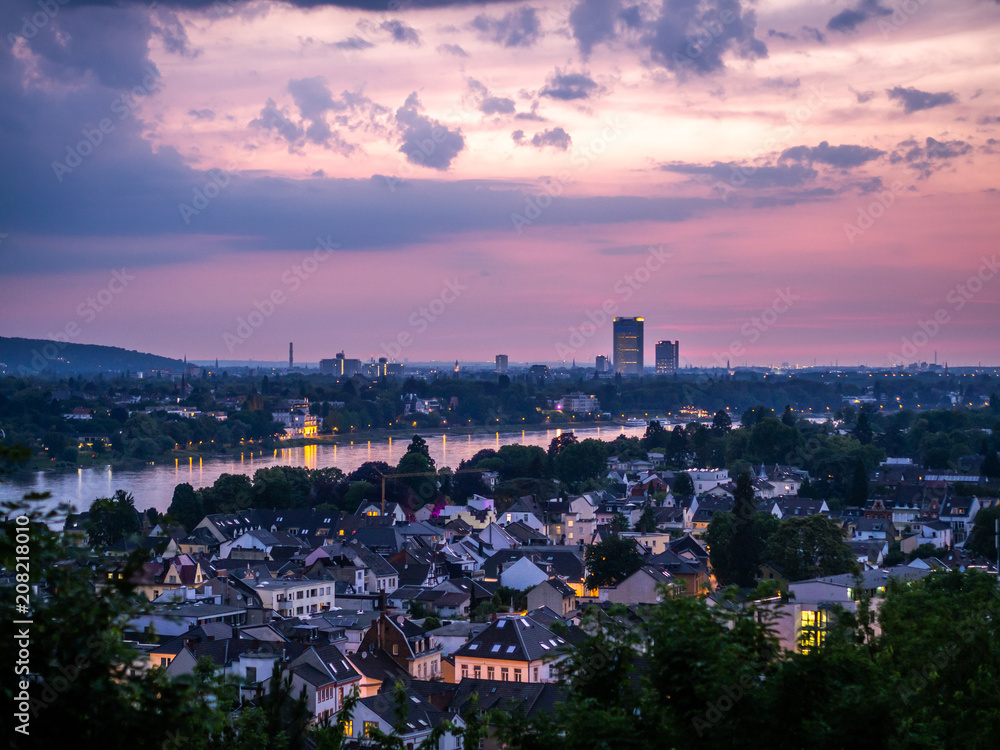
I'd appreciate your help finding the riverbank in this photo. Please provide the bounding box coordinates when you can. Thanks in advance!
[9,419,641,480]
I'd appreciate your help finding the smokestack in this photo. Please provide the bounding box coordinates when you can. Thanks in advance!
[289,342,293,370]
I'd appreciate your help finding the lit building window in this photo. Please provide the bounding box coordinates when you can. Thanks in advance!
[799,609,828,655]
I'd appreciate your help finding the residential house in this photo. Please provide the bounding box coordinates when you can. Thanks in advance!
[452,615,568,684]
[287,644,362,723]
[526,578,577,617]
[351,692,464,749]
[357,612,443,681]
[598,566,675,606]
[248,577,337,617]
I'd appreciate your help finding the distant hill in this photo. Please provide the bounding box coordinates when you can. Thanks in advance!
[0,337,185,376]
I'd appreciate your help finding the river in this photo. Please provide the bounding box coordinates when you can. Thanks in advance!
[0,425,654,514]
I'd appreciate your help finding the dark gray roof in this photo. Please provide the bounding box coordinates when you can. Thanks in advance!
[453,615,566,662]
[483,547,585,582]
[359,692,453,735]
[447,678,566,718]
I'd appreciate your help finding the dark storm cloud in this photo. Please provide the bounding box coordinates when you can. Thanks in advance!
[14,3,160,89]
[540,70,600,101]
[780,141,885,168]
[827,0,892,33]
[887,86,958,114]
[470,6,541,48]
[395,93,465,170]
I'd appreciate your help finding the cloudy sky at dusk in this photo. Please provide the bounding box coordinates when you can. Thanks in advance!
[1,0,998,367]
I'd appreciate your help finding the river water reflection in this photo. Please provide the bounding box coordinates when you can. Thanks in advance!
[1,426,653,514]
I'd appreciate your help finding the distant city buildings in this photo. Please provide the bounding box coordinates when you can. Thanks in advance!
[527,364,550,385]
[613,317,644,376]
[272,399,318,438]
[656,340,679,373]
[496,354,508,373]
[595,355,611,373]
[319,352,361,377]
[559,392,600,413]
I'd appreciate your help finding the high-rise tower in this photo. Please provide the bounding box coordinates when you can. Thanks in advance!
[613,317,644,376]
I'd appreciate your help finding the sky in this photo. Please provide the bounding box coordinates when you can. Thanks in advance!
[0,0,998,368]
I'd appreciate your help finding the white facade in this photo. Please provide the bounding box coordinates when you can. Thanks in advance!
[686,469,730,494]
[249,579,336,616]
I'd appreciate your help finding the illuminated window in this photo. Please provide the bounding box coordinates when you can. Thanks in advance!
[799,609,828,655]
[364,721,378,737]
[342,721,353,736]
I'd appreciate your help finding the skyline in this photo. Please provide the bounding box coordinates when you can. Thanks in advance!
[1,0,999,367]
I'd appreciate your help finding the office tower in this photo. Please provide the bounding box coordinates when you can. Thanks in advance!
[595,355,610,373]
[613,317,644,376]
[656,340,679,373]
[496,354,508,373]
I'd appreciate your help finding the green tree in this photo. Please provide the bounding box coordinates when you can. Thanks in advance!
[762,515,857,581]
[705,509,780,589]
[729,472,761,588]
[981,448,1000,479]
[1,500,226,750]
[966,504,1000,560]
[781,405,795,427]
[847,457,869,507]
[642,420,668,448]
[547,432,578,461]
[86,489,141,549]
[634,504,658,533]
[671,472,694,497]
[585,535,642,588]
[711,409,732,434]
[167,482,204,532]
[553,438,607,484]
[876,570,1000,748]
[852,409,873,445]
[608,512,630,533]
